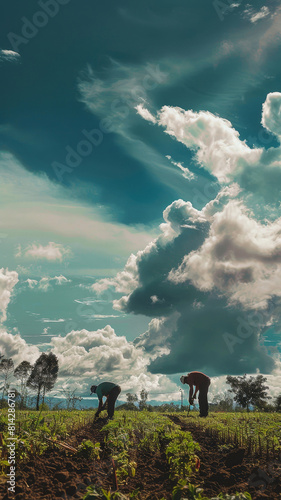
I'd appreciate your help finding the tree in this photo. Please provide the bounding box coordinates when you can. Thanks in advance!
[27,353,59,411]
[155,402,180,412]
[61,388,82,411]
[212,393,233,412]
[139,389,148,410]
[0,358,14,403]
[226,374,270,412]
[126,393,138,404]
[14,361,32,409]
[274,394,281,412]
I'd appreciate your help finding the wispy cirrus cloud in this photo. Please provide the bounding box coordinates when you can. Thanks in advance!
[0,153,157,274]
[0,49,20,63]
[41,318,65,323]
[165,155,196,181]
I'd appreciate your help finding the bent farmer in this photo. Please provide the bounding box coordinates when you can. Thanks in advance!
[90,382,121,420]
[180,371,211,417]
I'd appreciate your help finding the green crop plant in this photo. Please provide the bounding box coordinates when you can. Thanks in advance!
[172,480,208,500]
[112,450,137,480]
[211,494,252,500]
[165,429,200,480]
[172,481,252,500]
[83,485,140,499]
[180,412,281,459]
[77,440,101,460]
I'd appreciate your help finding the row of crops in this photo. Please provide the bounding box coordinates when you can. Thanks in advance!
[0,409,93,461]
[83,411,252,500]
[103,412,200,483]
[183,412,281,458]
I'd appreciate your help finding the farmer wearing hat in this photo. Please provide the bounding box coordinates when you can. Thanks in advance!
[180,371,211,417]
[90,382,121,420]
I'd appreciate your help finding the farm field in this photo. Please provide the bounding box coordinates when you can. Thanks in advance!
[0,410,281,499]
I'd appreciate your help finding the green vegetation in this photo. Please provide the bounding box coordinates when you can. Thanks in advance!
[27,352,59,411]
[77,439,101,460]
[82,481,252,500]
[83,486,140,499]
[0,409,93,469]
[171,481,252,500]
[226,375,271,412]
[102,412,200,483]
[3,409,280,498]
[181,411,281,458]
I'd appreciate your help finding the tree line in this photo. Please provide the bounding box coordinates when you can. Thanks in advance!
[0,352,59,411]
[122,375,281,413]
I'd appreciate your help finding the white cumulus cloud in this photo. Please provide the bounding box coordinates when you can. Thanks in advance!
[261,92,281,137]
[92,253,140,295]
[169,200,281,310]
[0,268,18,323]
[157,105,261,183]
[0,330,40,366]
[23,242,71,262]
[49,326,178,397]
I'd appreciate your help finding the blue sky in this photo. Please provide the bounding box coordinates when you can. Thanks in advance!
[1,0,281,402]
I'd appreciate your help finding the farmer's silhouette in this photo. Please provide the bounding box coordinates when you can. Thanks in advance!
[180,371,211,417]
[90,382,121,420]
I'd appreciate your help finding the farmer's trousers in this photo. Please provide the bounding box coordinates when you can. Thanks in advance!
[107,385,121,418]
[199,380,210,417]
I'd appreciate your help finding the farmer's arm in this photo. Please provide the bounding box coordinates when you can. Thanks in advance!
[194,385,199,399]
[95,397,104,417]
[188,384,194,404]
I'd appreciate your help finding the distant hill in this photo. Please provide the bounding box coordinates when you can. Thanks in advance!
[30,396,184,411]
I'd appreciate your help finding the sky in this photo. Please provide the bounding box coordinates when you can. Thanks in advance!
[1,0,281,404]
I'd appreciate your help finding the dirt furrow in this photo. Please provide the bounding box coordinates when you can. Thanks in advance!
[167,414,281,499]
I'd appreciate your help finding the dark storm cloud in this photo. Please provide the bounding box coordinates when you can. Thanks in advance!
[145,298,275,376]
[105,189,281,375]
[127,214,276,375]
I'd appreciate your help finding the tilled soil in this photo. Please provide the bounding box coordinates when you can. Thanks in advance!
[0,414,280,499]
[0,418,173,500]
[168,415,281,500]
